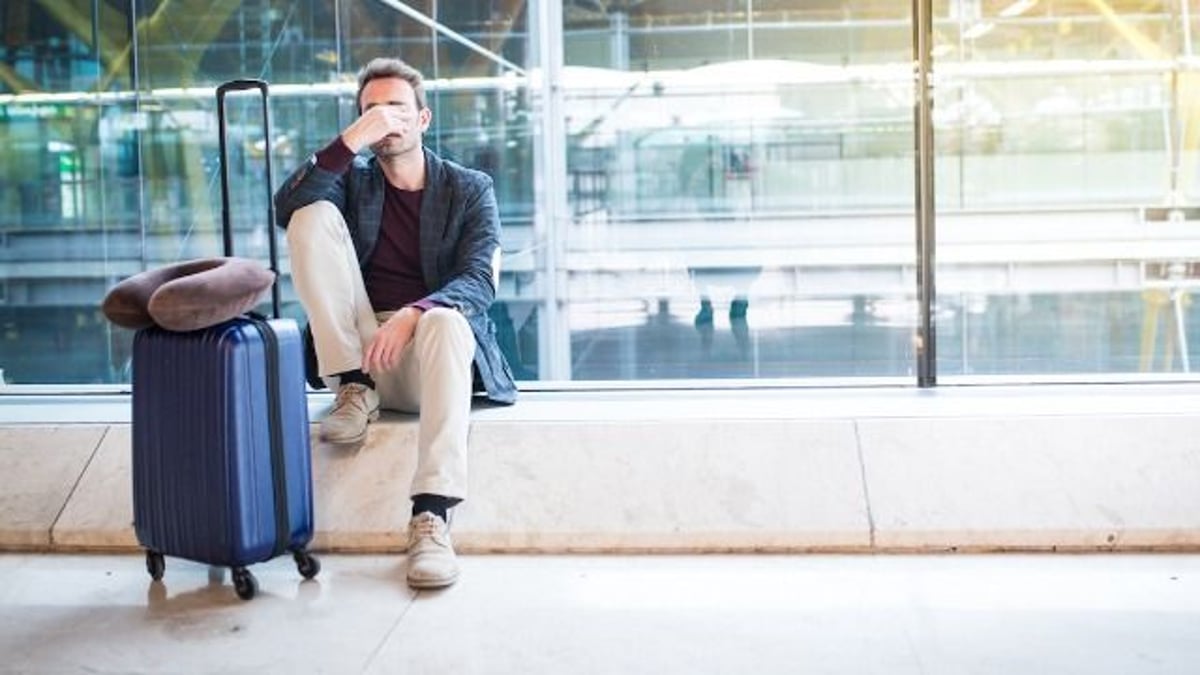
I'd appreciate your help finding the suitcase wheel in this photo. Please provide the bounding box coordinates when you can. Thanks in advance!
[145,551,165,581]
[232,567,258,601]
[293,551,320,580]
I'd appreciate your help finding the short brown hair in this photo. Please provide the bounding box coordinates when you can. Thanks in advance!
[356,58,427,112]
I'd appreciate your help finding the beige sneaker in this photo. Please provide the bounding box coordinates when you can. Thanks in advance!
[319,383,380,444]
[406,512,460,589]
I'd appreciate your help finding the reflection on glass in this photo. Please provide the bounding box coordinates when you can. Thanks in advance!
[0,2,1197,385]
[931,0,1200,377]
[0,1,537,384]
[561,3,917,380]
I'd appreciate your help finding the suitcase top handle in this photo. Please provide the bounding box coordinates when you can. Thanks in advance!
[217,79,269,97]
[216,78,280,319]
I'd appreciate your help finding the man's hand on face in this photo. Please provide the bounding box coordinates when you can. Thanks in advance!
[341,105,414,154]
[363,305,423,375]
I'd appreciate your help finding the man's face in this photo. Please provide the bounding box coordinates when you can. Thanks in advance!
[360,77,430,159]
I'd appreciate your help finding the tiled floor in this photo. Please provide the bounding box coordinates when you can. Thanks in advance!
[1,553,1198,674]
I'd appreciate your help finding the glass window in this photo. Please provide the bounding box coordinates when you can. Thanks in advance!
[560,1,917,381]
[0,1,132,384]
[931,0,1200,377]
[0,1,535,385]
[1,1,1197,387]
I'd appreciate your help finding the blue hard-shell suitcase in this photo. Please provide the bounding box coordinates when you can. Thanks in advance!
[132,318,316,597]
[131,80,317,600]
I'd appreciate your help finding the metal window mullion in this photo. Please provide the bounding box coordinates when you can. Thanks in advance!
[913,0,937,387]
[128,0,148,271]
[532,0,571,380]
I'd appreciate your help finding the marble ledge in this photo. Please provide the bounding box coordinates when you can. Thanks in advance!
[1,404,1199,553]
[4,382,1200,426]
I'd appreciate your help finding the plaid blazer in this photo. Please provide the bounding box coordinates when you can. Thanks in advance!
[275,146,516,404]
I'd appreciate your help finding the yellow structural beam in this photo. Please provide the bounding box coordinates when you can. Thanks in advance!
[34,0,124,62]
[1140,288,1192,372]
[1083,0,1198,198]
[1081,0,1168,59]
[97,0,242,91]
[462,0,528,75]
[0,62,38,94]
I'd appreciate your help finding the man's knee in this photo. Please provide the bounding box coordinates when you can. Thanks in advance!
[285,200,345,246]
[416,307,474,348]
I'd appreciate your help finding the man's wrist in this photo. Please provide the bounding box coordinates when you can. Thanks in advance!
[315,136,356,172]
[340,130,363,154]
[408,299,440,313]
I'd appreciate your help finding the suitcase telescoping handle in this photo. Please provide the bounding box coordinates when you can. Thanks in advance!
[216,79,280,319]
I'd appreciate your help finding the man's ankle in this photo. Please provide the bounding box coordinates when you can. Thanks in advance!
[411,493,462,523]
[335,368,375,388]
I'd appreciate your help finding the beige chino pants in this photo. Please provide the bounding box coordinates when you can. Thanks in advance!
[285,201,475,500]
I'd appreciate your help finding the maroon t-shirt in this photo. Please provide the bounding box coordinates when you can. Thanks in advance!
[364,184,428,310]
[315,137,435,312]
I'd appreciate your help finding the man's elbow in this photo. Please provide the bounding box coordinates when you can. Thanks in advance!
[273,208,292,230]
[273,192,296,229]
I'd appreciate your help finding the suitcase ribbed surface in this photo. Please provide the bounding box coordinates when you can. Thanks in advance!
[131,318,313,567]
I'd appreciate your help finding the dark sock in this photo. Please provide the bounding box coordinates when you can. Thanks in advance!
[335,369,375,388]
[412,493,462,522]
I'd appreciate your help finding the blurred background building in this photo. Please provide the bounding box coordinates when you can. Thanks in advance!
[0,0,1197,386]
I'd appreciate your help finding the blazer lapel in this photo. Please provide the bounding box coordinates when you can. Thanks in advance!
[359,164,384,262]
[418,148,447,291]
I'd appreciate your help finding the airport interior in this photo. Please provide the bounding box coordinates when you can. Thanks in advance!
[1,1,1199,672]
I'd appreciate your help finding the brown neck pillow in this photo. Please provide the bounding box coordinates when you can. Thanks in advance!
[102,257,275,332]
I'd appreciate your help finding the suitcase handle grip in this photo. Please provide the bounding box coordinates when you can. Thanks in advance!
[217,79,280,318]
[217,79,269,97]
